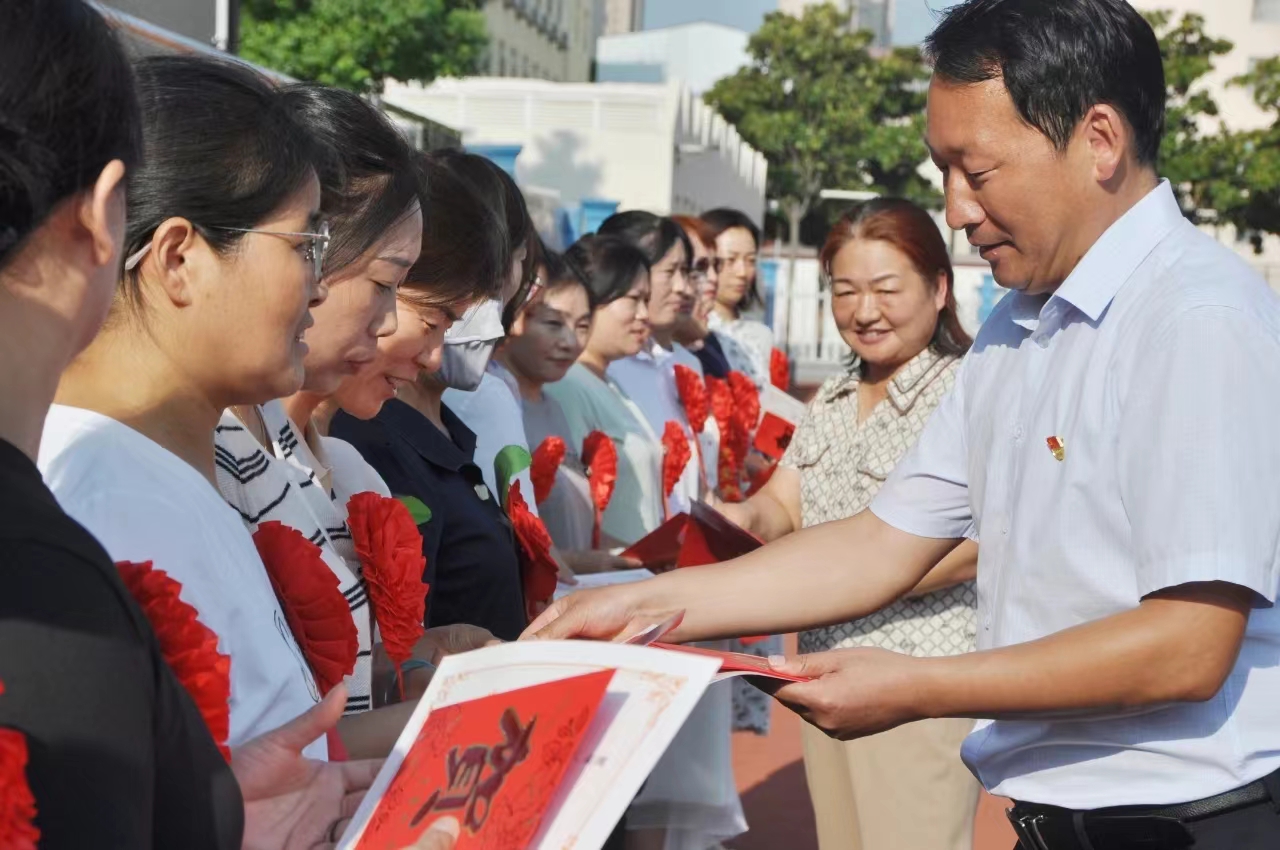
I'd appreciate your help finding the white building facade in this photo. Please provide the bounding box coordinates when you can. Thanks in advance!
[382,76,767,227]
[483,0,597,82]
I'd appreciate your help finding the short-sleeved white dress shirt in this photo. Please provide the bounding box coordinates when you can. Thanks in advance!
[871,181,1280,808]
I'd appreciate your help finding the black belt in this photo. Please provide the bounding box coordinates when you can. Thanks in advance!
[1008,768,1280,850]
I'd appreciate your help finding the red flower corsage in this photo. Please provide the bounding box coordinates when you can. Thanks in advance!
[507,480,560,622]
[706,376,742,501]
[252,522,358,696]
[728,370,761,438]
[117,560,231,761]
[346,492,429,695]
[0,680,39,850]
[661,420,692,516]
[530,436,567,506]
[581,431,618,547]
[673,364,709,433]
[770,347,791,391]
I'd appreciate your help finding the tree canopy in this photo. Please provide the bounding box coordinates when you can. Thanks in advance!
[240,0,488,94]
[1146,10,1279,253]
[703,3,936,247]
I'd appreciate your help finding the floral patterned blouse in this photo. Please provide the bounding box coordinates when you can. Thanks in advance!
[781,348,977,656]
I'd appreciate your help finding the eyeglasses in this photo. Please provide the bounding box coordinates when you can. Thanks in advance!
[123,220,331,280]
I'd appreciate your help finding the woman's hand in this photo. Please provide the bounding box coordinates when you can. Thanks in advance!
[235,685,384,850]
[414,624,501,665]
[559,549,644,575]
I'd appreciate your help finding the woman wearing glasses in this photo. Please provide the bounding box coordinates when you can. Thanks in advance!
[38,55,336,756]
[212,87,501,759]
[701,208,773,387]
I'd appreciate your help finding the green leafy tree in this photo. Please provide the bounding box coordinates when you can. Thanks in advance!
[704,3,935,248]
[1218,57,1280,252]
[240,0,488,93]
[1145,10,1279,252]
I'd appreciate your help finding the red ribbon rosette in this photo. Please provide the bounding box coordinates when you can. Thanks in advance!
[706,376,743,501]
[0,680,39,850]
[728,370,761,438]
[673,364,709,434]
[530,436,567,506]
[770,347,791,391]
[507,480,560,622]
[346,492,429,696]
[661,420,692,515]
[581,430,618,547]
[252,522,358,696]
[116,560,232,761]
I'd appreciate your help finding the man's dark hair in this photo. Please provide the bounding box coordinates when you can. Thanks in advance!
[925,0,1166,166]
[0,0,142,270]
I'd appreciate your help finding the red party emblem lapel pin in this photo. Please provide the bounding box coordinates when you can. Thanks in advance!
[1046,436,1065,462]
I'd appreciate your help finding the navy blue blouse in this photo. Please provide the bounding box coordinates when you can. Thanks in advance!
[332,400,527,641]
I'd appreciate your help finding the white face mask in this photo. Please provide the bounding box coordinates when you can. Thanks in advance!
[435,299,504,391]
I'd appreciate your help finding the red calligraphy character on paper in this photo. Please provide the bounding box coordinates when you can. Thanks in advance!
[467,708,535,830]
[411,709,536,833]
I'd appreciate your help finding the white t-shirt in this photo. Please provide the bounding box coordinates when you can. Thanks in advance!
[543,363,663,545]
[215,401,375,716]
[607,340,702,516]
[443,367,538,513]
[40,404,326,759]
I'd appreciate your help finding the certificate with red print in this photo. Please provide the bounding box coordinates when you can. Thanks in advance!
[338,641,720,850]
[350,671,613,849]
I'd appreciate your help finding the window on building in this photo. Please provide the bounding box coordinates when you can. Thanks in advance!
[1255,0,1280,22]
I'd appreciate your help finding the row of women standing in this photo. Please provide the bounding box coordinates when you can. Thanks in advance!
[0,1,774,847]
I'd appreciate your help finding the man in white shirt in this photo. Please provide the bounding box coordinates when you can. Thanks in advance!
[529,0,1280,846]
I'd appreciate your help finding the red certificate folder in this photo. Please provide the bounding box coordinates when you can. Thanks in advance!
[753,411,797,461]
[352,670,614,849]
[650,642,811,683]
[620,502,764,572]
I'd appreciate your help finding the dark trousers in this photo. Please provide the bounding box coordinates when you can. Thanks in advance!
[1013,793,1280,849]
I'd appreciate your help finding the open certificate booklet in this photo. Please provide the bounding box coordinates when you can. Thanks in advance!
[336,640,721,850]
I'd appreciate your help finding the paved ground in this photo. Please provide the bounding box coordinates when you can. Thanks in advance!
[727,635,1015,850]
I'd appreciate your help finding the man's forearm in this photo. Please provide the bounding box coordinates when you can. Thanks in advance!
[653,510,957,642]
[916,583,1252,721]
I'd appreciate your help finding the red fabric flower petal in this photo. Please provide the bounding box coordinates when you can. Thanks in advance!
[661,420,691,502]
[252,522,358,696]
[582,431,618,548]
[530,436,567,506]
[728,370,761,437]
[117,560,231,762]
[673,364,709,433]
[346,492,429,672]
[507,480,560,622]
[0,726,38,850]
[707,376,743,501]
[770,347,791,391]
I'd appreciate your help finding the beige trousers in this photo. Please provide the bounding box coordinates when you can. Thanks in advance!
[801,717,980,850]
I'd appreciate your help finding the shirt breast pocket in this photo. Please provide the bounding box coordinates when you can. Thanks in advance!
[856,456,896,483]
[788,441,829,470]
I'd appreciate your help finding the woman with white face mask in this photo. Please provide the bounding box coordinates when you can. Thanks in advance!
[331,151,531,642]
